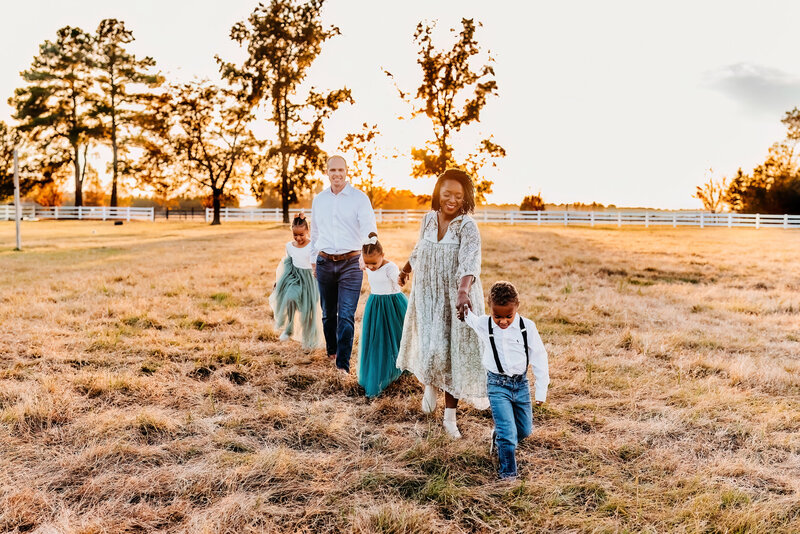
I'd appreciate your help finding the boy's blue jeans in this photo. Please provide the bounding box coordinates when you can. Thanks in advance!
[487,371,533,478]
[315,254,363,372]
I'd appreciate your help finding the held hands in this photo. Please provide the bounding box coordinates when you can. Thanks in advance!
[311,263,317,278]
[456,289,472,321]
[398,269,410,287]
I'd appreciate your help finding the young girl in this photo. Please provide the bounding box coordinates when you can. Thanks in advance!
[269,211,321,349]
[358,233,407,397]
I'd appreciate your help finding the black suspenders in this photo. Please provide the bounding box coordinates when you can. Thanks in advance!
[487,316,529,376]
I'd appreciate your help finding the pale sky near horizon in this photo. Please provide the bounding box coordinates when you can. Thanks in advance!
[2,0,800,209]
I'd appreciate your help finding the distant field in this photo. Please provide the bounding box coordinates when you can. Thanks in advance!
[1,221,799,533]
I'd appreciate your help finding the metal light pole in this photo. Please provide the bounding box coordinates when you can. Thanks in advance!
[13,148,21,250]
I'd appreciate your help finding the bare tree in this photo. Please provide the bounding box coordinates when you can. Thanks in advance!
[338,123,389,207]
[694,168,728,213]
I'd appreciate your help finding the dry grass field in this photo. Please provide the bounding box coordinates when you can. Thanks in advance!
[1,220,799,533]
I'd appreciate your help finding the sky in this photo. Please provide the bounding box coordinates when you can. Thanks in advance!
[2,0,800,209]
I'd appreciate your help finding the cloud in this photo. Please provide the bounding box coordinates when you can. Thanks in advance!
[706,62,800,115]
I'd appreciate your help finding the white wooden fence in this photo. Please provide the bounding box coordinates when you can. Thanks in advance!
[206,207,800,229]
[0,205,154,221]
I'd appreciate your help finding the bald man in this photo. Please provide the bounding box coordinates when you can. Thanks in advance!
[310,155,378,374]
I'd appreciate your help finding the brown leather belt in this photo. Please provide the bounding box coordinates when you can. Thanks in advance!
[319,250,360,262]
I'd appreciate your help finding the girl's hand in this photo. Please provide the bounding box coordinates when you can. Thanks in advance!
[535,401,544,407]
[456,289,472,321]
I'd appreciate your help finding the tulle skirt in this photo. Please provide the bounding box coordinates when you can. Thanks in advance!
[269,257,321,349]
[358,292,408,397]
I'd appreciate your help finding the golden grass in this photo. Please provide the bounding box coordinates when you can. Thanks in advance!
[1,220,799,533]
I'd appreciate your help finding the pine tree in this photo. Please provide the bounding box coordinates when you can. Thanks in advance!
[94,19,160,207]
[11,26,102,206]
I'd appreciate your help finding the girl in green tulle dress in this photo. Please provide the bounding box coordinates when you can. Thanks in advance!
[269,212,321,349]
[358,234,408,397]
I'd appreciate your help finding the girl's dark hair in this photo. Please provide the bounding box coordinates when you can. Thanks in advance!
[362,232,382,255]
[489,281,519,306]
[292,211,309,229]
[431,168,476,214]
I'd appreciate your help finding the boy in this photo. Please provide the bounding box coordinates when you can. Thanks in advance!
[463,281,550,479]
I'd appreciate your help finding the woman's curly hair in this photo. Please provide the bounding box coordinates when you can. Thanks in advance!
[431,168,476,214]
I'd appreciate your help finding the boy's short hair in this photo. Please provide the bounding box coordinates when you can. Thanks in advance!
[489,281,519,306]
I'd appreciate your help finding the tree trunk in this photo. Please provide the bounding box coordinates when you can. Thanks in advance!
[73,142,83,207]
[280,90,290,224]
[211,188,221,225]
[110,110,118,207]
[281,166,289,224]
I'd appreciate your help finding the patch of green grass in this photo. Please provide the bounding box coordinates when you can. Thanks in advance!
[210,292,234,306]
[215,347,245,365]
[140,361,161,375]
[122,314,162,329]
[720,489,751,509]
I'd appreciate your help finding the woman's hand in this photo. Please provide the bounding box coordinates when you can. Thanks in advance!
[398,262,412,287]
[456,289,472,321]
[398,270,410,287]
[456,275,475,321]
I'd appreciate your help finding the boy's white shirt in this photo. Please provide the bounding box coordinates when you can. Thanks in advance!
[464,309,550,402]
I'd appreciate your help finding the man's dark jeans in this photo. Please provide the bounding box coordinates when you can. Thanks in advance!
[316,254,363,372]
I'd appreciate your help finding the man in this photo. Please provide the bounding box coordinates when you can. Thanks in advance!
[310,155,378,373]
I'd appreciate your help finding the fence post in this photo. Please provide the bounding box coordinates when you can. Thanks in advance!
[510,211,515,225]
[784,214,788,229]
[483,210,489,223]
[645,212,649,228]
[377,209,383,223]
[78,206,83,220]
[403,210,409,223]
[755,213,760,229]
[590,211,595,228]
[151,208,155,221]
[728,213,732,228]
[224,207,229,221]
[564,211,568,226]
[699,213,704,229]
[125,207,130,222]
[617,212,621,228]
[537,211,541,225]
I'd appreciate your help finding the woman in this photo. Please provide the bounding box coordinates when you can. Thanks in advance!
[396,168,487,439]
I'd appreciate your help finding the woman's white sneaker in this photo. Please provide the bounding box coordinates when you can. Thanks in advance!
[422,385,437,414]
[443,408,462,439]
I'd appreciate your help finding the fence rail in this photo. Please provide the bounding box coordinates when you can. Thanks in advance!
[0,205,154,221]
[205,208,800,229]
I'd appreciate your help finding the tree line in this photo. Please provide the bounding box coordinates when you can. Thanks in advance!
[695,110,800,214]
[0,0,505,224]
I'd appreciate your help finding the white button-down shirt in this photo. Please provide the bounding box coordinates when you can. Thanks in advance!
[310,183,378,261]
[464,310,550,402]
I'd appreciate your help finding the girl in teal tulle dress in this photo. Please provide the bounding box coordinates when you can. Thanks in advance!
[358,233,408,397]
[269,212,321,350]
